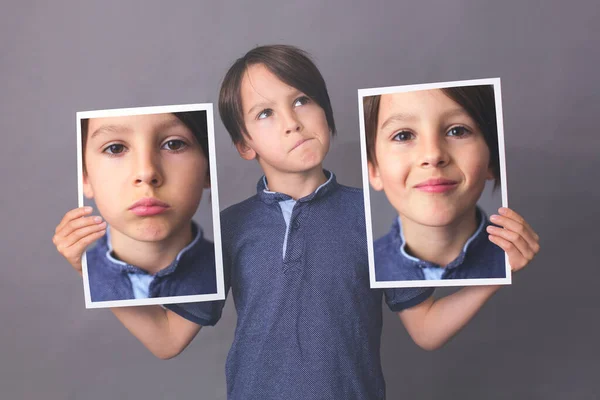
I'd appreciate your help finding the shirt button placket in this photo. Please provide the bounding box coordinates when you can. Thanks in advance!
[284,207,304,270]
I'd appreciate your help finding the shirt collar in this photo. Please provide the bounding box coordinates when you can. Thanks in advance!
[256,169,338,205]
[102,221,203,276]
[394,207,489,270]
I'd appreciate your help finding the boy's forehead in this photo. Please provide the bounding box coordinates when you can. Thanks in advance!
[380,90,467,122]
[382,89,444,108]
[240,64,299,111]
[87,113,183,138]
[89,113,178,126]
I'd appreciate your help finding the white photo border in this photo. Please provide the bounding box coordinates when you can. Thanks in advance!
[76,103,226,308]
[358,78,511,288]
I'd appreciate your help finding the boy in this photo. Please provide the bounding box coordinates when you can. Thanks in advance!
[54,46,539,399]
[68,110,216,302]
[364,86,511,282]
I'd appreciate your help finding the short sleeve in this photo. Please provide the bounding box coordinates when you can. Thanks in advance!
[165,265,230,326]
[384,286,435,312]
[165,229,232,326]
[165,297,226,326]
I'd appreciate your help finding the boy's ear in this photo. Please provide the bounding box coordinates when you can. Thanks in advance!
[486,165,495,181]
[82,172,94,199]
[204,171,211,189]
[367,161,384,191]
[235,141,257,161]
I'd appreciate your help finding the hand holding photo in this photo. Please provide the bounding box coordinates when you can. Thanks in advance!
[72,104,225,307]
[359,78,533,288]
[487,207,540,273]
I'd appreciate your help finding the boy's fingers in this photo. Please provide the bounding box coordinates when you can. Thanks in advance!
[58,221,107,250]
[486,226,536,261]
[489,214,539,251]
[488,234,528,272]
[65,229,106,264]
[61,229,106,272]
[56,215,105,241]
[55,207,93,234]
[498,207,524,223]
[498,208,539,241]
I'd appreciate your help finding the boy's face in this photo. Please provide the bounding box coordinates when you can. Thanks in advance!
[368,89,494,227]
[83,113,209,242]
[236,63,330,176]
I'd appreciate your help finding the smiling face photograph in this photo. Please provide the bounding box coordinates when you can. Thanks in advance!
[360,79,510,288]
[77,104,224,307]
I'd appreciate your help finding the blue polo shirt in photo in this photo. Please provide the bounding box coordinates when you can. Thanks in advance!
[86,222,217,302]
[167,170,434,400]
[374,207,506,282]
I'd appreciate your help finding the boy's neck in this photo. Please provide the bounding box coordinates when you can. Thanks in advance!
[399,208,480,267]
[107,223,194,275]
[263,165,328,200]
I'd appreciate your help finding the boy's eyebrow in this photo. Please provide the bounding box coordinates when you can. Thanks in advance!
[89,118,186,139]
[439,108,471,121]
[90,124,132,139]
[379,113,418,130]
[379,108,471,130]
[246,89,305,116]
[154,118,186,132]
[247,101,274,116]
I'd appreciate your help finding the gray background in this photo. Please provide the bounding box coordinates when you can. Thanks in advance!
[2,1,599,399]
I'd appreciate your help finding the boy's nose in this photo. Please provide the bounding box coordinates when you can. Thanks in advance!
[133,154,163,187]
[283,111,303,134]
[419,137,449,168]
[285,124,302,134]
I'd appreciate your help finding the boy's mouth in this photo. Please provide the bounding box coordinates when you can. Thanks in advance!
[414,178,458,193]
[128,198,170,216]
[290,138,312,151]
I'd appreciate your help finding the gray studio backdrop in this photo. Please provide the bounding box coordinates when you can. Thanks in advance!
[2,1,599,399]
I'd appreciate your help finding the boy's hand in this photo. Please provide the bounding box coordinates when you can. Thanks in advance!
[53,206,107,275]
[486,207,540,272]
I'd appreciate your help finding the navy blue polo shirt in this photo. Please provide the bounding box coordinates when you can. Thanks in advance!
[374,208,506,281]
[87,222,217,302]
[167,171,434,400]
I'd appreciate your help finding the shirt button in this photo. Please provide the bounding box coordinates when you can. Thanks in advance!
[293,220,300,229]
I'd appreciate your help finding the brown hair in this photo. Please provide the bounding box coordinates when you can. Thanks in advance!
[363,85,500,185]
[80,111,209,173]
[218,44,336,145]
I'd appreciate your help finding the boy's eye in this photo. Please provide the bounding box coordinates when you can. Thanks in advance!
[293,96,311,107]
[257,109,273,120]
[103,144,126,155]
[446,126,470,138]
[162,139,188,151]
[392,131,414,142]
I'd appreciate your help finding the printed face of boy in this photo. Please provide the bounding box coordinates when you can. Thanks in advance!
[236,63,330,175]
[368,89,494,227]
[83,113,209,243]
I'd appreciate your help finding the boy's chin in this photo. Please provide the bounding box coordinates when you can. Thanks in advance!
[399,208,467,228]
[116,221,179,243]
[265,161,325,176]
